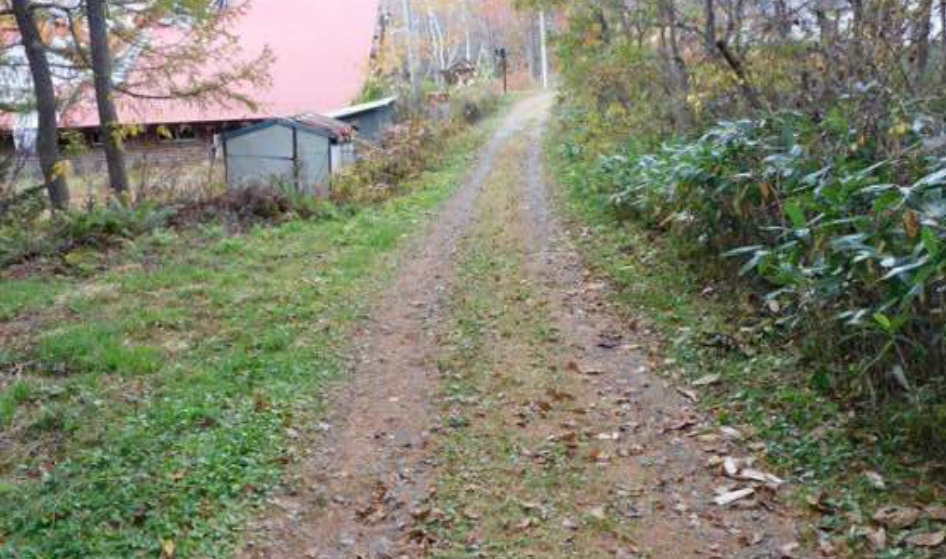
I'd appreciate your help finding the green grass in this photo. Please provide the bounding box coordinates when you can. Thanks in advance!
[546,127,946,558]
[0,278,70,321]
[0,109,506,559]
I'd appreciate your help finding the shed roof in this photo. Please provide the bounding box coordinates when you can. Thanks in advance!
[326,96,398,120]
[221,114,353,143]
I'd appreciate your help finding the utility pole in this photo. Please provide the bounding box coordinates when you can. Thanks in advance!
[539,10,549,89]
[496,47,508,94]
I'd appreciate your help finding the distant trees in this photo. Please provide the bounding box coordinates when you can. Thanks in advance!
[526,0,946,144]
[372,0,549,95]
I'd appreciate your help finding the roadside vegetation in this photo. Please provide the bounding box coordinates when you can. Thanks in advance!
[1,89,501,275]
[0,98,504,559]
[534,0,946,556]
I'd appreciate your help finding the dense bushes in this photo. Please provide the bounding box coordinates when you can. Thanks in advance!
[331,120,451,205]
[449,87,501,124]
[0,203,172,270]
[0,185,334,271]
[331,87,500,205]
[572,111,946,403]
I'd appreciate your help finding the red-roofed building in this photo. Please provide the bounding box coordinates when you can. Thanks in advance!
[2,0,380,156]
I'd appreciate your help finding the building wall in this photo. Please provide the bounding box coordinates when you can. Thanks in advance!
[225,124,296,189]
[340,106,396,144]
[224,123,335,195]
[331,143,356,172]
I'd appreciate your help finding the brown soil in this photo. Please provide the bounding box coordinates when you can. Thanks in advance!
[516,98,798,558]
[238,95,800,559]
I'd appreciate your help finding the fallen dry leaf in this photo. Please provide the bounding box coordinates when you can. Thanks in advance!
[614,548,639,559]
[547,388,575,402]
[740,468,785,486]
[161,540,175,559]
[567,360,606,375]
[667,413,699,431]
[906,530,946,548]
[925,504,946,521]
[719,426,744,440]
[515,517,534,531]
[692,374,721,386]
[586,505,606,520]
[714,487,755,506]
[463,508,481,521]
[779,541,800,558]
[864,526,887,550]
[864,471,886,490]
[817,538,837,557]
[805,489,833,513]
[873,506,921,529]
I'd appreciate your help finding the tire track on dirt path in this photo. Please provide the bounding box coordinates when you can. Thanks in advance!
[237,96,551,559]
[519,98,802,557]
[417,94,801,558]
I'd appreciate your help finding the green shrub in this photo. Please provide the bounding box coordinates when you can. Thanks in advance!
[591,114,946,397]
[0,204,172,269]
[332,119,457,205]
[449,87,500,124]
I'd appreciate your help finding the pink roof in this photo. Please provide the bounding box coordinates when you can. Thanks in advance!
[61,0,380,128]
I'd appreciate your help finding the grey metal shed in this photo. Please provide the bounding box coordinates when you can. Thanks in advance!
[221,114,355,196]
[327,96,397,144]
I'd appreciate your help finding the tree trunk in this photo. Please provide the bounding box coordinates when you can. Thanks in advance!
[716,40,763,111]
[11,0,69,210]
[539,9,549,89]
[814,0,835,45]
[86,0,130,199]
[913,0,934,85]
[401,0,418,94]
[659,1,692,130]
[704,0,717,55]
[773,0,791,39]
[462,0,472,61]
[595,7,610,45]
[941,0,946,85]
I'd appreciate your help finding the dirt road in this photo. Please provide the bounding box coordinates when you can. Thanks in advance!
[239,95,800,559]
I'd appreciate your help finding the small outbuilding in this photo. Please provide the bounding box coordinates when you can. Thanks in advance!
[221,114,355,196]
[326,96,397,144]
[443,59,477,87]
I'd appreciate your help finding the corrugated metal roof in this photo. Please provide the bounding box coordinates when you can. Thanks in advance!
[220,114,353,142]
[326,96,397,120]
[293,113,354,140]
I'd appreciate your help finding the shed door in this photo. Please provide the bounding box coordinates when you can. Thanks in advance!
[296,132,331,196]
